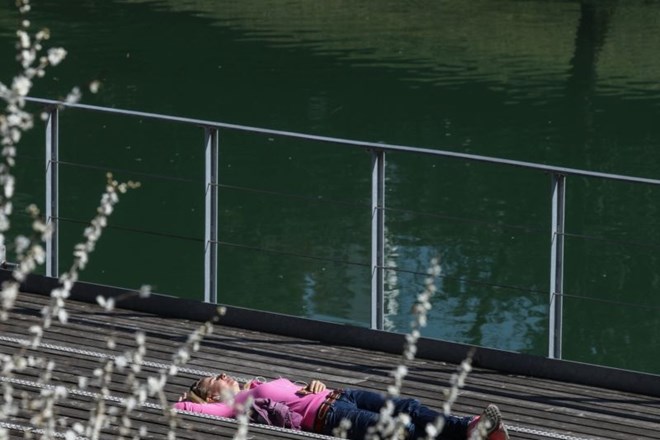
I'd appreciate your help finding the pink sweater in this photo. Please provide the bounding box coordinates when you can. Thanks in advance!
[174,378,331,431]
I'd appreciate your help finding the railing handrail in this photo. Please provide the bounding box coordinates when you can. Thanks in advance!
[30,96,660,364]
[26,97,660,187]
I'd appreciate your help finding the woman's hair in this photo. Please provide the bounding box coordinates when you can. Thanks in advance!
[185,374,261,403]
[187,378,208,403]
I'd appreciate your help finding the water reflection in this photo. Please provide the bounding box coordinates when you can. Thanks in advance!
[121,0,660,97]
[386,238,547,352]
[2,0,660,372]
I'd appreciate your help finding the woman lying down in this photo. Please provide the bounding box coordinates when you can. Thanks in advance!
[174,373,509,440]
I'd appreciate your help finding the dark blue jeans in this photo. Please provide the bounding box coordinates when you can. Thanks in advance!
[321,389,471,440]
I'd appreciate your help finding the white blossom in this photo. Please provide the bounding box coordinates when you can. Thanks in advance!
[3,175,14,198]
[57,308,69,324]
[114,355,127,369]
[16,30,30,49]
[11,75,31,96]
[14,235,30,254]
[65,86,81,104]
[46,47,66,66]
[139,284,152,298]
[174,348,190,364]
[28,325,42,338]
[89,80,101,93]
[147,376,164,394]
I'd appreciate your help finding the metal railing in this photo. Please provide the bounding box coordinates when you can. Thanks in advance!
[27,97,660,360]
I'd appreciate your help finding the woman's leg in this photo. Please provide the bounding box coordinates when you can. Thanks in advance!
[327,389,470,440]
[322,391,382,440]
[391,399,470,440]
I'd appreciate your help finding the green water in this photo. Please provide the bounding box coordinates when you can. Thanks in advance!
[1,0,660,373]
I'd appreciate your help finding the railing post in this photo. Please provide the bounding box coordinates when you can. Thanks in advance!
[204,127,219,303]
[45,107,59,278]
[549,173,566,359]
[371,149,385,330]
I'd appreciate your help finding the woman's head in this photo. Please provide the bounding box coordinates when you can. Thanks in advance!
[188,373,241,403]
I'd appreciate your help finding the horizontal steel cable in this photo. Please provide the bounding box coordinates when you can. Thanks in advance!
[55,159,198,185]
[0,335,215,378]
[39,157,660,251]
[9,213,659,311]
[54,215,204,244]
[23,155,660,253]
[383,205,547,235]
[5,209,657,311]
[15,156,660,258]
[388,265,550,298]
[0,421,85,440]
[54,158,369,210]
[45,159,660,253]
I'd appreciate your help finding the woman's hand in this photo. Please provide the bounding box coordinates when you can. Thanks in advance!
[178,391,191,402]
[297,380,326,395]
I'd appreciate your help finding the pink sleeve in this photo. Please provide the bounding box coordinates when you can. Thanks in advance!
[247,380,261,390]
[174,400,234,418]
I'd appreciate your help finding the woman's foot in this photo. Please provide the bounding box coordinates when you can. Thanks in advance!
[467,404,510,439]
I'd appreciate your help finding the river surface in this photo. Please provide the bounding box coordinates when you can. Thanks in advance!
[1,0,660,373]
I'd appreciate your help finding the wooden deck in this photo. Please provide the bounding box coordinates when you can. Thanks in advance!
[1,279,659,440]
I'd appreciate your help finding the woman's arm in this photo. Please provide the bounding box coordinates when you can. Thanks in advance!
[174,400,235,418]
[296,380,327,395]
